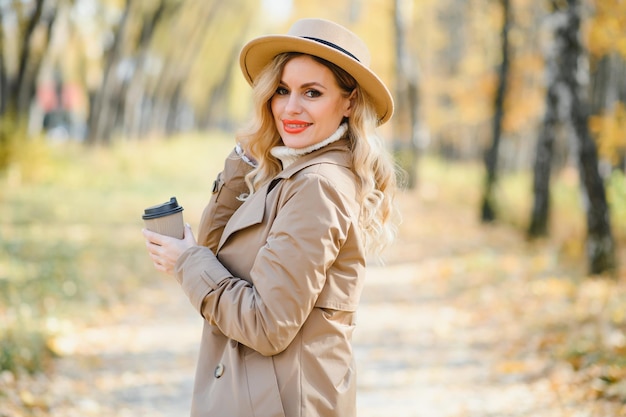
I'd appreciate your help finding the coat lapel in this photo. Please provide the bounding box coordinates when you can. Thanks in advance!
[217,181,268,252]
[216,140,352,253]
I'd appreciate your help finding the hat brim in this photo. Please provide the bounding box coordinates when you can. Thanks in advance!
[239,35,394,125]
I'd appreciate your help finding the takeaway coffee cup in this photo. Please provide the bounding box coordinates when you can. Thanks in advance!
[142,197,185,239]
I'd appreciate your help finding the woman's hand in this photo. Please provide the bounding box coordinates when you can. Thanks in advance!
[142,224,197,275]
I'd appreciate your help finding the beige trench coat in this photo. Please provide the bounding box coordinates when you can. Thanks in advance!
[175,138,366,417]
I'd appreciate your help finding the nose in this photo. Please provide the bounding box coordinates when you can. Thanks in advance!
[284,93,302,115]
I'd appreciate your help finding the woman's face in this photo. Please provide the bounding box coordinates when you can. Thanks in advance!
[271,55,353,149]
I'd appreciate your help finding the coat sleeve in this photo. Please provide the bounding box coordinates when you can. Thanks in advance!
[175,170,354,356]
[196,149,253,252]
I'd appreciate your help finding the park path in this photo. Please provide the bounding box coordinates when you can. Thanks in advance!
[48,264,558,417]
[11,189,623,416]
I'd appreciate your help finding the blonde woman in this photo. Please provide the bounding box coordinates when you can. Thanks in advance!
[143,18,398,417]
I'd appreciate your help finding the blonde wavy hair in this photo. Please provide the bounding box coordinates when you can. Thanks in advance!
[236,52,399,256]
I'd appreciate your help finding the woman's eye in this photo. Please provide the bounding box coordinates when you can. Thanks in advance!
[305,89,321,98]
[276,87,289,95]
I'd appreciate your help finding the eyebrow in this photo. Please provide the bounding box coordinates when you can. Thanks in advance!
[279,81,327,90]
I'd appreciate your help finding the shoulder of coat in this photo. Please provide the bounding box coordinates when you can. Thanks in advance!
[292,162,358,200]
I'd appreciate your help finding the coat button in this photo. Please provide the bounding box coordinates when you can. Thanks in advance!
[214,363,225,378]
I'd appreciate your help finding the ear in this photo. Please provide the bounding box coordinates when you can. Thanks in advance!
[343,89,357,118]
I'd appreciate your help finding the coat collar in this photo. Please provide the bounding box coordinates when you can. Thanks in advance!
[274,138,352,180]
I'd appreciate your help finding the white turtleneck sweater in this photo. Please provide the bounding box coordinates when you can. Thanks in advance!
[270,124,348,169]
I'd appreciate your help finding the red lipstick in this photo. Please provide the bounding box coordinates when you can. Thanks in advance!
[282,120,312,134]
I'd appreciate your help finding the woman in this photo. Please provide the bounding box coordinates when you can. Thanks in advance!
[143,18,398,417]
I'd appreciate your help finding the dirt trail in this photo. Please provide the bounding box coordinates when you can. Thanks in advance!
[7,190,622,416]
[42,283,199,417]
[356,263,557,417]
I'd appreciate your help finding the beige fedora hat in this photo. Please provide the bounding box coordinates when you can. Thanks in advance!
[239,18,394,125]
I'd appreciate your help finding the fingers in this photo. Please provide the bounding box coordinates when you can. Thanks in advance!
[183,223,197,245]
[150,253,168,273]
[142,228,165,246]
[147,245,172,274]
[142,226,196,276]
[143,228,171,273]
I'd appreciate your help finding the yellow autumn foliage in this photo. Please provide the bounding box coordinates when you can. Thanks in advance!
[589,102,626,165]
[587,0,626,58]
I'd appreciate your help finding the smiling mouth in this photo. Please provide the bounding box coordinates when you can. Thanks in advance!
[283,120,312,134]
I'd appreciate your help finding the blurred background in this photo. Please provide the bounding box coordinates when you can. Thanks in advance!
[1,0,625,415]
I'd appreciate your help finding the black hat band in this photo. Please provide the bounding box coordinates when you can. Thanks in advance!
[302,36,361,63]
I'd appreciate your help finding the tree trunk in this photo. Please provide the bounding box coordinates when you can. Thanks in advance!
[19,4,57,118]
[561,0,616,274]
[480,0,511,222]
[392,0,420,189]
[0,9,8,169]
[589,53,626,172]
[202,38,239,130]
[0,0,45,170]
[165,83,182,135]
[528,83,559,237]
[528,1,564,238]
[86,0,133,144]
[121,0,171,139]
[0,15,6,116]
[144,1,216,137]
[11,0,45,116]
[3,0,46,120]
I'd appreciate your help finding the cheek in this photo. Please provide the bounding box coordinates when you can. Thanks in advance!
[330,102,349,121]
[271,95,286,117]
[270,98,278,117]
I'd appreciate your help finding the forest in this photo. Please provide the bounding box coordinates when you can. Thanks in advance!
[1,0,626,415]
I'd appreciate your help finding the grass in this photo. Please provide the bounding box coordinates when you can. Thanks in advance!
[0,132,234,374]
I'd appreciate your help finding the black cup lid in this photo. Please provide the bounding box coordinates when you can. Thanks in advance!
[142,197,184,219]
